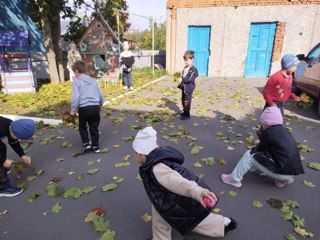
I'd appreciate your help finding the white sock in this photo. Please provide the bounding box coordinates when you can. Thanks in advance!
[224,217,231,226]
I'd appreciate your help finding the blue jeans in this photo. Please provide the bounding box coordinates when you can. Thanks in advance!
[122,71,133,87]
[231,150,294,182]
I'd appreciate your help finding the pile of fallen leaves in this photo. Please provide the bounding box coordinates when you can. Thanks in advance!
[0,68,166,119]
[296,92,314,109]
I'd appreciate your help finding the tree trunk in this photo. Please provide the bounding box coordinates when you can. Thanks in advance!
[39,7,60,84]
[53,16,65,82]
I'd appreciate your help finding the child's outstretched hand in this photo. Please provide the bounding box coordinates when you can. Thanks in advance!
[3,159,14,168]
[200,190,217,208]
[21,155,32,165]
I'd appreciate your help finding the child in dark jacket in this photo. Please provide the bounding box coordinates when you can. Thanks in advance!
[0,116,35,197]
[221,106,304,188]
[70,61,104,153]
[178,50,198,120]
[133,126,237,239]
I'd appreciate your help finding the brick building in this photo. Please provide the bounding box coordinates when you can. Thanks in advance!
[166,0,320,77]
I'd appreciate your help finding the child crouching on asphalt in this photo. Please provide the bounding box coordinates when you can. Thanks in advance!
[221,106,304,188]
[133,126,237,239]
[0,117,35,197]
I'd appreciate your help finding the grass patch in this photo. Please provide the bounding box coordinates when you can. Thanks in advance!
[0,67,166,119]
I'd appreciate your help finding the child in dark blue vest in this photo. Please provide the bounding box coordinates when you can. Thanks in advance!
[178,50,198,120]
[133,126,237,239]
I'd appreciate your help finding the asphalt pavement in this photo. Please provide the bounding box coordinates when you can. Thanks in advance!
[1,76,319,240]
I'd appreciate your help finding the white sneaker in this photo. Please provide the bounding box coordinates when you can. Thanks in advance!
[129,86,134,90]
[123,86,128,90]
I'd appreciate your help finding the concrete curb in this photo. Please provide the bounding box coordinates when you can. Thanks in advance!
[0,76,167,126]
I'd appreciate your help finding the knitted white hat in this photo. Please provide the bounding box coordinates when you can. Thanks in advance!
[132,126,158,155]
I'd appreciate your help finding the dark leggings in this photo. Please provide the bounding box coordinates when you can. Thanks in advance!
[78,105,101,147]
[0,167,8,189]
[182,91,193,115]
[264,102,284,117]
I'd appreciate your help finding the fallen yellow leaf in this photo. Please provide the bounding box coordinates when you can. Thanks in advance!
[141,213,152,223]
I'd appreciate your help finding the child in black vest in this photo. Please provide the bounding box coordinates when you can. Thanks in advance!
[133,126,237,239]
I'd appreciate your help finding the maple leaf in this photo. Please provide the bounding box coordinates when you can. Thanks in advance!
[285,234,297,240]
[47,183,65,197]
[193,162,202,168]
[229,191,237,197]
[283,200,300,209]
[101,148,111,153]
[308,162,320,170]
[82,186,97,194]
[196,173,204,179]
[303,180,316,188]
[87,169,99,175]
[101,183,118,192]
[90,207,106,217]
[28,192,42,203]
[294,227,314,237]
[62,141,73,148]
[201,157,215,166]
[85,212,110,232]
[280,206,294,221]
[267,198,283,209]
[99,230,116,240]
[141,212,152,222]
[291,214,305,228]
[51,202,62,214]
[251,200,263,208]
[63,187,83,199]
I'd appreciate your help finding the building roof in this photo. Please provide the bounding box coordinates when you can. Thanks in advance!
[0,0,45,52]
[167,0,320,8]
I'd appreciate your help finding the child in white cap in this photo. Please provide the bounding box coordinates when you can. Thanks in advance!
[0,116,36,197]
[221,106,304,188]
[133,126,237,239]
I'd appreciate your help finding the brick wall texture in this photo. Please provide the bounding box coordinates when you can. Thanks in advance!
[167,0,320,8]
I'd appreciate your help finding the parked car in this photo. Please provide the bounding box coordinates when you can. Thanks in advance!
[293,42,320,116]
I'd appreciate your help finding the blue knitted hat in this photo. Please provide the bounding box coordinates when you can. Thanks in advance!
[10,119,36,140]
[281,54,300,69]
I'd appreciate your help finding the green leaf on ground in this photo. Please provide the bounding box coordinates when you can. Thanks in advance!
[101,148,111,153]
[113,177,125,183]
[229,191,237,197]
[136,174,142,182]
[99,230,116,240]
[101,183,118,192]
[85,212,110,232]
[251,200,263,208]
[280,206,293,221]
[51,202,62,214]
[63,187,83,199]
[87,169,98,175]
[114,162,130,168]
[82,185,97,194]
[193,162,202,168]
[191,146,204,155]
[267,198,283,209]
[62,141,73,148]
[201,157,215,166]
[285,233,297,240]
[28,192,42,203]
[283,200,300,208]
[56,157,64,162]
[303,180,316,188]
[292,214,305,228]
[47,183,65,197]
[308,162,320,170]
[17,181,29,189]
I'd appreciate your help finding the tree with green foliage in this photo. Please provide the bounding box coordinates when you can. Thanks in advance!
[24,0,90,84]
[124,22,166,50]
[64,0,130,43]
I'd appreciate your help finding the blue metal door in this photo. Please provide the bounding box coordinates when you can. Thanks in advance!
[244,23,276,77]
[187,26,211,76]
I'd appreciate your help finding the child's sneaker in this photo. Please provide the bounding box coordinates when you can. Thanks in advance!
[275,178,294,188]
[92,146,100,153]
[123,86,128,90]
[82,143,91,152]
[0,185,23,197]
[129,86,134,90]
[220,174,242,188]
